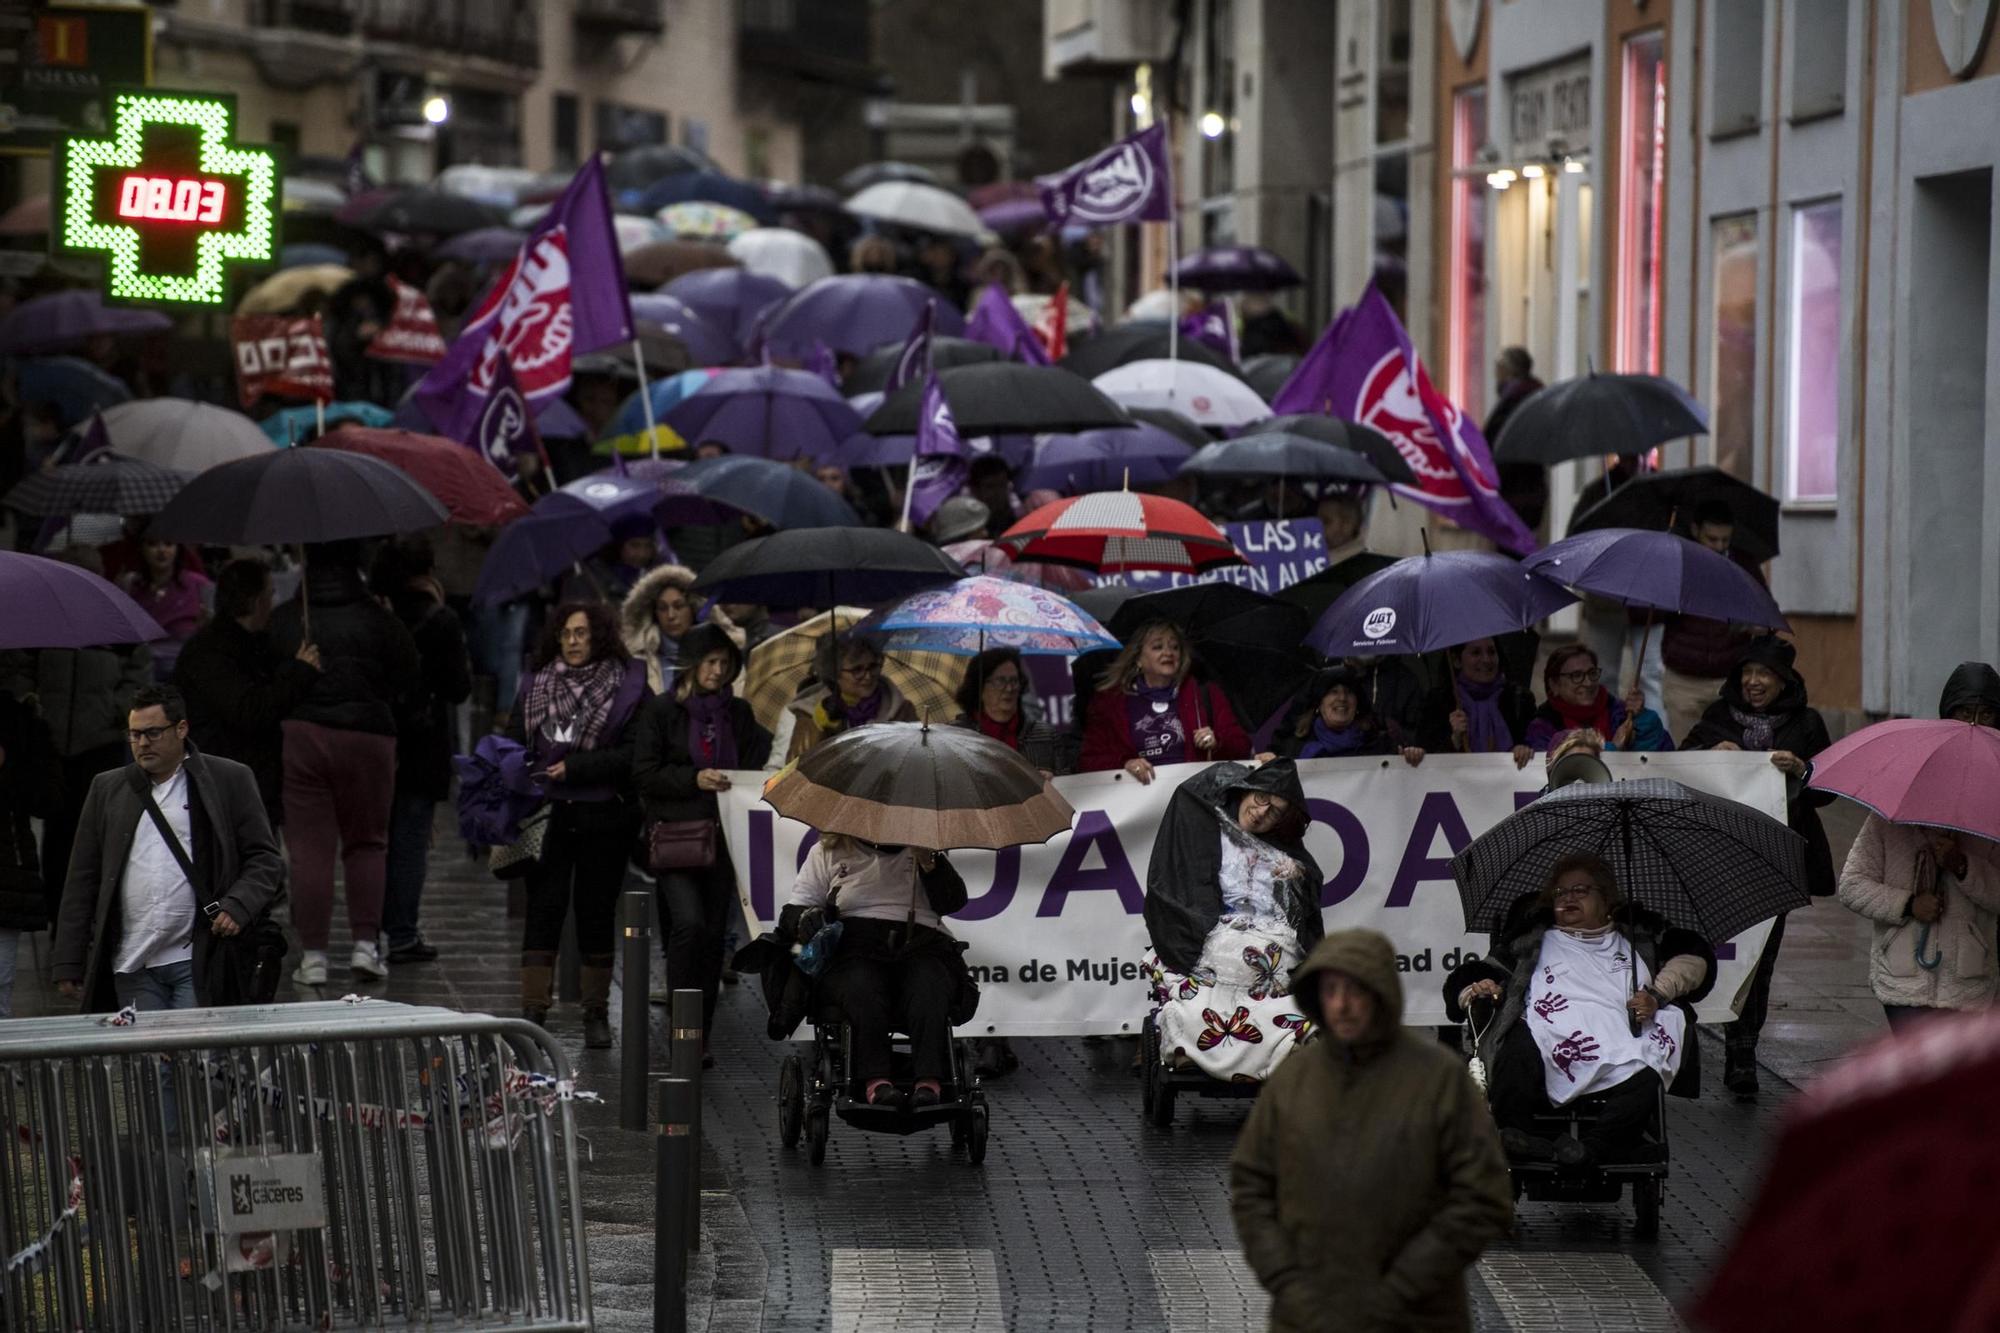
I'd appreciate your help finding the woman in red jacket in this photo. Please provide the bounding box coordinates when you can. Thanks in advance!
[1080,620,1248,782]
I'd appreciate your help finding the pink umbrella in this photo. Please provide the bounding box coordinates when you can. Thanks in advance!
[1808,718,2000,842]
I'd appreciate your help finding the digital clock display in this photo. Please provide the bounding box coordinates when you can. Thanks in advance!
[115,175,228,225]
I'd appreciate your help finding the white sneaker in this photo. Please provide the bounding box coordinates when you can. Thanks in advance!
[350,940,388,980]
[293,951,328,986]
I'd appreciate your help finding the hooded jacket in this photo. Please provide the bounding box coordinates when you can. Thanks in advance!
[1939,661,2000,722]
[1681,636,1837,896]
[632,625,773,824]
[1837,814,2000,1011]
[618,563,699,696]
[1276,664,1401,759]
[1144,760,1324,976]
[1231,930,1511,1333]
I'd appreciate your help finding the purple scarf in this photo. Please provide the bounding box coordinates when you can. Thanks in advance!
[1125,680,1187,762]
[836,684,887,729]
[1457,673,1511,754]
[685,691,738,769]
[1299,717,1369,759]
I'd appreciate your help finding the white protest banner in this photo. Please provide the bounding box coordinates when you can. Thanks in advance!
[716,751,1785,1035]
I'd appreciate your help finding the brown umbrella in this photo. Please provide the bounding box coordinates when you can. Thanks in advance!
[622,239,737,289]
[237,263,355,315]
[764,721,1074,851]
[742,608,964,732]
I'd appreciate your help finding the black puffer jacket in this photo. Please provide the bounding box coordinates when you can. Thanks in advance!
[0,693,60,932]
[172,617,318,823]
[1144,759,1324,976]
[1939,661,2000,720]
[1681,637,1837,896]
[388,591,474,800]
[268,563,421,736]
[632,627,773,823]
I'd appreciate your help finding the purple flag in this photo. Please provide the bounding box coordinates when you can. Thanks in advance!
[908,372,968,527]
[468,356,544,480]
[884,301,935,393]
[963,283,1050,366]
[416,156,634,442]
[1273,284,1537,556]
[804,339,842,388]
[1179,300,1238,363]
[1037,123,1175,226]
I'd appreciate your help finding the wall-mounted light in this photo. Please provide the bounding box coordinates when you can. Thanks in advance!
[422,94,450,125]
[1200,110,1226,139]
[1520,162,1546,179]
[1130,92,1149,118]
[1562,156,1585,174]
[1486,171,1511,190]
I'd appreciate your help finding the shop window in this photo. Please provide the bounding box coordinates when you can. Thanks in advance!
[1709,2,1764,137]
[554,94,579,171]
[1709,215,1758,482]
[1787,0,1847,121]
[1784,200,1843,503]
[1616,31,1666,375]
[1448,84,1489,417]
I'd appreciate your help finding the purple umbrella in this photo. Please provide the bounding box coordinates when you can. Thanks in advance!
[434,225,526,264]
[0,291,171,357]
[758,274,966,358]
[1172,245,1304,294]
[1308,550,1577,657]
[1020,424,1196,494]
[661,268,794,350]
[663,366,862,462]
[472,475,664,606]
[627,292,737,366]
[0,551,164,649]
[392,388,589,440]
[979,197,1050,236]
[1522,528,1789,628]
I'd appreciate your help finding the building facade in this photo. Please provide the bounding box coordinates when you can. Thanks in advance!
[1046,0,2000,720]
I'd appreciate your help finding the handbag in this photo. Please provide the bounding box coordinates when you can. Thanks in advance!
[795,887,844,979]
[644,818,718,872]
[489,805,552,880]
[138,789,285,1005]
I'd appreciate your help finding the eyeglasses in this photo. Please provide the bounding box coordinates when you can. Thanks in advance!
[984,675,1022,691]
[1553,882,1600,899]
[127,725,174,744]
[839,662,880,678]
[1557,668,1603,686]
[1244,792,1291,816]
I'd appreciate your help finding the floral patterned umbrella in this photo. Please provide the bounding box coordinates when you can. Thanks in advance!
[873,575,1119,656]
[656,201,759,241]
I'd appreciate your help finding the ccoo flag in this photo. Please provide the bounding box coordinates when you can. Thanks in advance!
[1273,284,1537,555]
[908,372,968,527]
[416,156,634,442]
[1038,123,1175,226]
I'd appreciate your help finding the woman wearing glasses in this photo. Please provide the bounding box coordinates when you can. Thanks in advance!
[949,647,1070,778]
[1524,644,1674,754]
[784,635,917,762]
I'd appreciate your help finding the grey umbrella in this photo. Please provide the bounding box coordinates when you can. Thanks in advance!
[2,453,189,517]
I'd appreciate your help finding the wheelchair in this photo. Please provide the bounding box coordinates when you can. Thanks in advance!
[776,1003,990,1167]
[1138,1011,1262,1127]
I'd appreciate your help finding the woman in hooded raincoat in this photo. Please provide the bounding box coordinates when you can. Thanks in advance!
[1141,759,1323,1083]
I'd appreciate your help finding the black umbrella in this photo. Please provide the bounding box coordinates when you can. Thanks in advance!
[147,447,447,546]
[356,188,502,236]
[1569,465,1781,563]
[1452,778,1809,946]
[1272,552,1400,622]
[607,144,719,192]
[1241,354,1299,401]
[1178,432,1388,485]
[864,362,1133,437]
[1260,413,1417,485]
[1108,583,1315,730]
[1127,407,1209,450]
[1069,584,1137,625]
[655,455,861,530]
[841,336,1003,395]
[1492,371,1709,466]
[768,182,850,219]
[1060,325,1241,381]
[690,527,964,607]
[838,161,945,194]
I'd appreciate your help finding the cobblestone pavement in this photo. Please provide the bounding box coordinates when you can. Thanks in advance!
[10,805,1884,1331]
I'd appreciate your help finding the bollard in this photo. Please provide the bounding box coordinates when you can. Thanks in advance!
[655,1075,694,1333]
[619,891,651,1131]
[669,988,704,1252]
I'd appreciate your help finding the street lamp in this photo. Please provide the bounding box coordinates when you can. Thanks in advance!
[422,94,450,125]
[1199,110,1226,139]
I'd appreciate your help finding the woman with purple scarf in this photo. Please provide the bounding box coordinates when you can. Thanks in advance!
[516,602,649,1046]
[633,625,772,1058]
[1277,665,1424,764]
[1418,637,1538,768]
[783,635,917,761]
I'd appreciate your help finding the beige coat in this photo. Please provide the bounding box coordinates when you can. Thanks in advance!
[782,681,917,762]
[1837,813,2000,1011]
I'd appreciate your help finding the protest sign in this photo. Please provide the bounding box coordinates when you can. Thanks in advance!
[716,750,1783,1036]
[231,314,332,409]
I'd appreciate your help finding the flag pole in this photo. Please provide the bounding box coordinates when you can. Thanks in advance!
[630,335,660,459]
[1166,111,1180,370]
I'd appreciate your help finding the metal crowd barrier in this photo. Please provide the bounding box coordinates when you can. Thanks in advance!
[0,1001,592,1331]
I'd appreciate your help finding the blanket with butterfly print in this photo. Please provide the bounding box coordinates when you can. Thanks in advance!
[1146,918,1315,1083]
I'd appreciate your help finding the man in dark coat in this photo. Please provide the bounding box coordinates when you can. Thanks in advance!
[1939,661,2000,726]
[52,684,284,1012]
[1233,929,1510,1333]
[172,558,320,826]
[1482,346,1548,533]
[1680,634,1834,1099]
[371,538,473,965]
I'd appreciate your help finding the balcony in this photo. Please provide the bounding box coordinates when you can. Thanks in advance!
[575,0,665,37]
[738,0,876,89]
[254,0,541,70]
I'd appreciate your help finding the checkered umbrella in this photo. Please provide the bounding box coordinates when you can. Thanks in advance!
[996,491,1244,575]
[1,453,190,517]
[1451,777,1810,945]
[741,608,966,733]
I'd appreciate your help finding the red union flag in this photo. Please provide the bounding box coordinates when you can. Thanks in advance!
[231,314,334,409]
[365,277,447,365]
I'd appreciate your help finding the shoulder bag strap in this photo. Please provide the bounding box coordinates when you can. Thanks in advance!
[139,789,219,920]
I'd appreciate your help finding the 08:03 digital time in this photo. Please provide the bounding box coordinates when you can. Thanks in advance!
[115,175,227,225]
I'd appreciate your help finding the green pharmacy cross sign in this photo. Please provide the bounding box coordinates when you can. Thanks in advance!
[53,89,280,307]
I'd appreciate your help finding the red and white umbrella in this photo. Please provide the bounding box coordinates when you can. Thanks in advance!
[995,492,1244,575]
